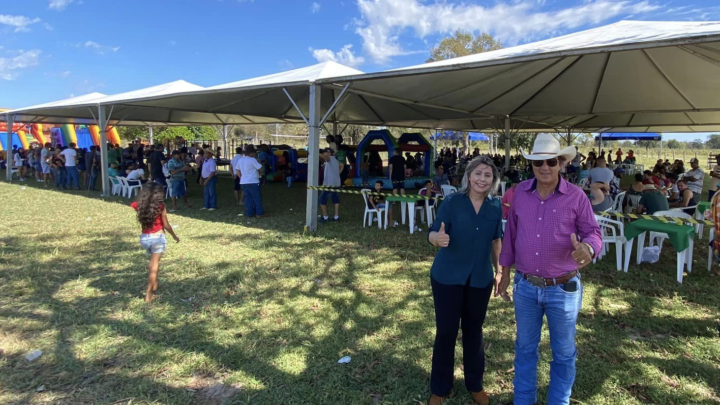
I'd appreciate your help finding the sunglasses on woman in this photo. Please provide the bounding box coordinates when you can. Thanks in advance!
[531,158,559,167]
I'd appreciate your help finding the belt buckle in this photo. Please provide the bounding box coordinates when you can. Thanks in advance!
[526,274,546,288]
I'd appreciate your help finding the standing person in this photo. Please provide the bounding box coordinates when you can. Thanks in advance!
[50,148,66,189]
[501,178,520,219]
[683,157,705,198]
[195,149,205,184]
[319,148,341,222]
[131,183,180,303]
[230,147,244,206]
[32,146,43,182]
[200,149,218,211]
[167,150,193,211]
[60,143,80,190]
[426,156,505,405]
[388,149,406,196]
[13,148,26,181]
[40,142,52,187]
[86,146,101,190]
[499,133,602,405]
[708,154,720,202]
[149,144,167,187]
[615,148,624,164]
[257,145,270,186]
[236,145,265,218]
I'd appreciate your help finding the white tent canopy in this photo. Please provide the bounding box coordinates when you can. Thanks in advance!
[320,20,720,133]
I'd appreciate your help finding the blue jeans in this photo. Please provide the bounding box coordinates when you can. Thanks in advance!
[513,272,582,405]
[65,166,80,189]
[203,176,217,208]
[242,183,264,217]
[86,167,98,190]
[53,168,66,188]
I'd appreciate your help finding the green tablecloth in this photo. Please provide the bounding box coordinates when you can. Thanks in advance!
[386,195,420,203]
[625,219,695,252]
[698,201,710,215]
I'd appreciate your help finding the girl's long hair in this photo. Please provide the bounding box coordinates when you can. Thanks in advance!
[459,156,501,197]
[136,183,165,230]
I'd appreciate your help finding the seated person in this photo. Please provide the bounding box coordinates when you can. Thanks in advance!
[636,184,669,215]
[578,163,590,184]
[367,180,395,226]
[418,180,438,208]
[126,163,148,184]
[433,165,450,189]
[590,182,613,211]
[642,170,662,188]
[108,163,120,178]
[669,179,698,215]
[628,173,645,196]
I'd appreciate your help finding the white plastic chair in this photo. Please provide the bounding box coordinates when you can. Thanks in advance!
[626,194,642,213]
[415,188,436,224]
[594,215,626,271]
[110,176,123,196]
[577,178,589,190]
[124,177,143,198]
[649,210,694,281]
[361,189,385,229]
[500,182,507,196]
[611,191,626,213]
[441,185,457,197]
[670,205,701,238]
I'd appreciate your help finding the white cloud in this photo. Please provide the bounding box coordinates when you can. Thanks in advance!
[80,40,121,54]
[0,49,41,81]
[0,14,42,32]
[309,44,365,67]
[311,2,321,13]
[354,0,661,64]
[48,0,78,11]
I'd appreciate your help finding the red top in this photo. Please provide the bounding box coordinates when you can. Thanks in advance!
[130,202,164,234]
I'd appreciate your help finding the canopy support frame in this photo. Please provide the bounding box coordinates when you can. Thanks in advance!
[5,114,14,181]
[98,105,110,196]
[283,88,309,125]
[306,84,321,231]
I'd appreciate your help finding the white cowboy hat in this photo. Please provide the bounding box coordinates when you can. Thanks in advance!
[521,133,577,162]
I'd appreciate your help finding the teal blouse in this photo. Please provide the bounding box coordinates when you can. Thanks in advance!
[428,193,503,288]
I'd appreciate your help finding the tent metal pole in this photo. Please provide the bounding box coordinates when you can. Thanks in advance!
[659,137,663,159]
[504,117,511,170]
[5,114,14,181]
[149,125,154,144]
[223,124,228,159]
[98,106,110,196]
[306,84,321,232]
[282,88,310,125]
[319,83,350,127]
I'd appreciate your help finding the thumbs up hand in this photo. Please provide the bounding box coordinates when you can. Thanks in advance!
[570,233,592,269]
[435,222,450,248]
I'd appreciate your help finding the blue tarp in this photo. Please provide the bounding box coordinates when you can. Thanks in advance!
[594,133,661,141]
[431,131,489,141]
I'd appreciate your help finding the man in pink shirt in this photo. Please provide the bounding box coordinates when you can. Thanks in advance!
[497,133,602,405]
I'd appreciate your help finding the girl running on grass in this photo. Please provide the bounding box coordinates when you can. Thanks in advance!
[131,183,180,303]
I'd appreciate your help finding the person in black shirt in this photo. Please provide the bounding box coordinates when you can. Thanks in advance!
[388,149,406,195]
[149,144,167,187]
[504,165,521,183]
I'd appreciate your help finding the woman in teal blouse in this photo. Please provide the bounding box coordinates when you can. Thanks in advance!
[426,156,506,405]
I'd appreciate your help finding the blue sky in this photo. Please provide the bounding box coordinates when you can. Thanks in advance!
[1,0,719,140]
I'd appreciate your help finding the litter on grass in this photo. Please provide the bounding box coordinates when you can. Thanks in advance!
[338,356,351,364]
[26,350,42,362]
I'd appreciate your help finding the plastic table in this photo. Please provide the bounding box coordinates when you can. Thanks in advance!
[623,219,695,283]
[385,195,422,234]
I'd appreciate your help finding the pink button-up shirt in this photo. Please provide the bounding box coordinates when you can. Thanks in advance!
[500,176,602,278]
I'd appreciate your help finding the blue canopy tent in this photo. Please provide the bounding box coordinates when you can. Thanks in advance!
[431,131,489,141]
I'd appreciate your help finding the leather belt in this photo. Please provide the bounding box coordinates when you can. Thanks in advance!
[521,270,578,288]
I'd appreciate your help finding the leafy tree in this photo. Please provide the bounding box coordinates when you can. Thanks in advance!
[116,126,150,141]
[427,30,503,62]
[666,139,681,149]
[189,126,218,140]
[706,134,720,149]
[636,140,659,153]
[692,139,704,149]
[154,126,194,142]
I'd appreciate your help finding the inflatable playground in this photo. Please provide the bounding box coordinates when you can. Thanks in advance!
[352,130,433,189]
[0,123,121,152]
[264,145,309,183]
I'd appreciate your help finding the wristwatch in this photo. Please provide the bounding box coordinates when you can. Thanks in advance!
[583,242,595,257]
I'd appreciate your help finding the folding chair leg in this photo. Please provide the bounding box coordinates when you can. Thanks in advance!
[676,251,685,283]
[615,241,623,271]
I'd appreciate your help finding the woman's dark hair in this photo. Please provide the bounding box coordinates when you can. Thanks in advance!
[635,173,643,182]
[135,183,165,230]
[375,180,384,186]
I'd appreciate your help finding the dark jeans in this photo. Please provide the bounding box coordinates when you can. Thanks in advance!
[53,167,66,188]
[65,166,80,189]
[430,276,493,397]
[242,183,264,217]
[203,176,217,208]
[86,167,98,190]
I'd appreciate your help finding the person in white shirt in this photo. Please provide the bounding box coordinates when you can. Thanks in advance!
[201,149,218,211]
[60,143,80,189]
[230,147,244,206]
[683,157,705,197]
[13,149,26,181]
[40,142,52,187]
[126,164,148,184]
[235,145,265,218]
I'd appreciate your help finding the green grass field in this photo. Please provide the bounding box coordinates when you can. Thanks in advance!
[1,174,719,405]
